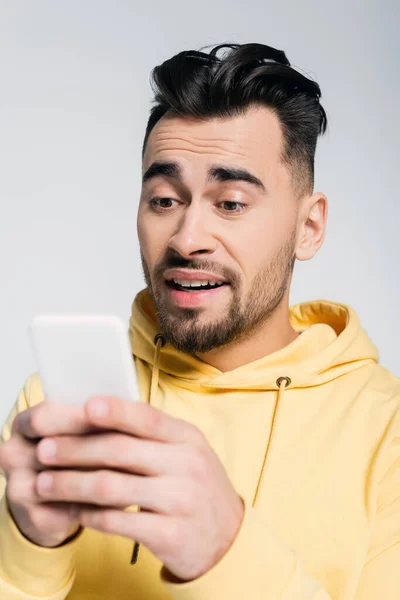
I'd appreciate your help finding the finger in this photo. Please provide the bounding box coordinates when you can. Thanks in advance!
[7,469,42,506]
[21,503,82,542]
[35,469,179,514]
[6,471,83,548]
[37,432,179,476]
[85,396,202,444]
[0,436,43,473]
[13,402,101,440]
[7,470,87,508]
[78,506,176,556]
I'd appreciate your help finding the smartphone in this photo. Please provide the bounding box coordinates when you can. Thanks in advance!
[28,315,140,406]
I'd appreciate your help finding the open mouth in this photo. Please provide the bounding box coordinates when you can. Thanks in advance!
[166,280,229,292]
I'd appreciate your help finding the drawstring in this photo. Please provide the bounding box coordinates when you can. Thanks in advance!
[130,341,290,563]
[252,376,291,507]
[130,333,165,565]
[149,334,165,405]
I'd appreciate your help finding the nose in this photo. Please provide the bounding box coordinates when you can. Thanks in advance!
[168,203,217,258]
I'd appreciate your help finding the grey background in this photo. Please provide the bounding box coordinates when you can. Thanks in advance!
[1,0,399,424]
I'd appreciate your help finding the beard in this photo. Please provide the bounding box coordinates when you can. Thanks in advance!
[140,231,296,355]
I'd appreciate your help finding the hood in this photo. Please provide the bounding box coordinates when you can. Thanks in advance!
[126,289,379,565]
[128,289,379,391]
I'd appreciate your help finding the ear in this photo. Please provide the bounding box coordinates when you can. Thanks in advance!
[295,192,328,262]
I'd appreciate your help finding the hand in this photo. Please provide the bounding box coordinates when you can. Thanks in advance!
[32,396,245,582]
[0,403,99,547]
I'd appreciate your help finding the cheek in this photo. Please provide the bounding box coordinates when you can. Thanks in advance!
[137,212,168,265]
[241,244,268,285]
[222,217,276,283]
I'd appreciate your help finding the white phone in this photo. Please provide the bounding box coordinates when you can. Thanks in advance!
[28,315,140,407]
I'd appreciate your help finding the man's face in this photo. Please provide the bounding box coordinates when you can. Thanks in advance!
[137,105,300,354]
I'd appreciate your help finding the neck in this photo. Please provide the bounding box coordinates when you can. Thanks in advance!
[196,298,299,372]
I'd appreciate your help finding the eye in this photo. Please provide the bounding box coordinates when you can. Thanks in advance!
[149,197,179,211]
[219,201,247,213]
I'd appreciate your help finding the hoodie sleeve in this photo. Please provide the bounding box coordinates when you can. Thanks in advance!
[0,376,80,599]
[354,409,400,599]
[160,496,333,600]
[161,410,400,600]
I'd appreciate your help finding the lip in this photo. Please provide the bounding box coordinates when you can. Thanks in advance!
[164,269,228,283]
[166,282,229,308]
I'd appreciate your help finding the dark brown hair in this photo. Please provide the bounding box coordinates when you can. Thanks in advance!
[142,43,328,197]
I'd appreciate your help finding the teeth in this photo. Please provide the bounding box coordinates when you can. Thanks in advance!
[173,278,224,288]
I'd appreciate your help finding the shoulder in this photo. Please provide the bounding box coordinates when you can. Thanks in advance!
[351,362,400,415]
[366,363,400,436]
[361,365,400,488]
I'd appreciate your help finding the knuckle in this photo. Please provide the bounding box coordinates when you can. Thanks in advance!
[141,405,162,436]
[185,481,199,508]
[105,435,131,468]
[53,437,77,465]
[162,520,183,551]
[1,437,37,472]
[7,472,29,505]
[97,510,114,532]
[186,448,208,481]
[187,424,206,446]
[62,437,84,464]
[128,475,141,499]
[6,479,20,505]
[172,484,196,515]
[95,472,115,501]
[28,407,44,437]
[28,507,48,531]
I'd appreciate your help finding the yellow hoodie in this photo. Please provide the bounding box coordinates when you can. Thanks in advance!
[0,289,399,599]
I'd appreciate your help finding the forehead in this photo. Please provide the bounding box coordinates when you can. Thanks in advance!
[142,105,285,180]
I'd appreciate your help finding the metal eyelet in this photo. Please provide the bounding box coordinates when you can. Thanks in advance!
[154,333,166,347]
[276,376,291,388]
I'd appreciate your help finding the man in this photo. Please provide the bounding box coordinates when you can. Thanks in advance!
[0,43,398,599]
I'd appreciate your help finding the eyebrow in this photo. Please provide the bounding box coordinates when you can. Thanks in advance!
[142,161,266,192]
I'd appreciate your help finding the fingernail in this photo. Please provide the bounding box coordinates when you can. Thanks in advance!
[39,439,57,461]
[89,398,109,418]
[37,472,53,493]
